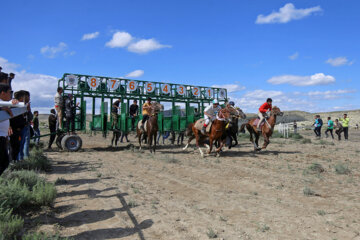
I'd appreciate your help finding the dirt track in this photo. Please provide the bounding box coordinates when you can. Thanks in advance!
[35,130,360,240]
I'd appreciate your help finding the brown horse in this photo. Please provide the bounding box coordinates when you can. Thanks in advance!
[240,106,283,151]
[183,106,238,157]
[137,102,163,153]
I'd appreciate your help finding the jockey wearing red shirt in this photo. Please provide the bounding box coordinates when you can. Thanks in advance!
[257,98,272,130]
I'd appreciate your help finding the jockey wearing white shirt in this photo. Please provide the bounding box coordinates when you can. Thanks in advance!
[201,99,221,134]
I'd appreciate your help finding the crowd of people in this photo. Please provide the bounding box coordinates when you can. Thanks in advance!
[313,114,351,140]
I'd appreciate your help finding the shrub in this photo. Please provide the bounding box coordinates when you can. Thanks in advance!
[0,201,24,240]
[0,179,32,210]
[31,182,57,207]
[334,164,350,175]
[303,187,315,196]
[11,148,51,172]
[22,232,72,240]
[301,138,312,144]
[308,163,325,174]
[3,170,45,191]
[206,227,217,238]
[271,132,284,138]
[290,133,303,140]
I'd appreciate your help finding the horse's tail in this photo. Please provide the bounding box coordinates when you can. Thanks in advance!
[239,123,247,133]
[186,123,194,136]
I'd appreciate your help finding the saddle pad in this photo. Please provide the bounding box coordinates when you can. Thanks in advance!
[137,120,148,132]
[252,118,265,128]
[194,118,212,132]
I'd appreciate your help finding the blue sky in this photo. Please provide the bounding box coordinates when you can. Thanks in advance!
[1,0,359,113]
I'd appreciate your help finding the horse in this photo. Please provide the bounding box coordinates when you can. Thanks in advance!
[239,106,283,151]
[224,107,247,149]
[183,105,238,157]
[136,102,163,153]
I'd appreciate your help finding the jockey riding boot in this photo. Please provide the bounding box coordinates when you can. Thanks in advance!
[201,126,206,135]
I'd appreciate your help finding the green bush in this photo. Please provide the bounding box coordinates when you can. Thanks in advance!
[3,170,45,191]
[289,133,303,140]
[22,232,72,240]
[301,138,312,144]
[0,201,24,240]
[271,131,284,138]
[334,164,350,175]
[11,149,51,172]
[31,182,57,207]
[0,179,32,210]
[308,163,325,173]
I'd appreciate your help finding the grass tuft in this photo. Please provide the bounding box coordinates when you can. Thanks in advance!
[303,187,315,196]
[206,227,217,238]
[10,148,51,172]
[334,163,350,175]
[0,201,24,240]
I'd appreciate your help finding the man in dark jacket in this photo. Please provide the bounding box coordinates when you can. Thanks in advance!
[64,94,77,135]
[48,109,57,149]
[129,100,138,131]
[32,111,40,145]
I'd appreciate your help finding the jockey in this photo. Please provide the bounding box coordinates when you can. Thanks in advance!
[257,98,272,131]
[228,101,235,108]
[201,99,221,134]
[141,97,152,131]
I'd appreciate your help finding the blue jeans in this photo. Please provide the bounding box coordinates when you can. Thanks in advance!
[18,126,30,160]
[33,129,40,144]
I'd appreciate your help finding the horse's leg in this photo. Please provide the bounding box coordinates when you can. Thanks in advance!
[195,131,204,157]
[138,132,142,150]
[262,132,270,149]
[148,132,152,153]
[208,137,213,154]
[153,133,157,153]
[215,138,225,156]
[183,135,194,150]
[255,132,261,151]
[232,132,238,147]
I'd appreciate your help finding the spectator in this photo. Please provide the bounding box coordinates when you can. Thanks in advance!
[0,72,8,84]
[129,100,138,131]
[48,109,57,149]
[0,66,2,72]
[356,123,359,130]
[10,91,26,161]
[313,115,322,137]
[339,114,350,140]
[64,94,77,135]
[325,117,334,139]
[0,84,14,175]
[32,111,40,145]
[111,98,121,129]
[334,119,343,141]
[54,87,63,129]
[8,73,15,90]
[20,91,32,160]
[293,120,298,134]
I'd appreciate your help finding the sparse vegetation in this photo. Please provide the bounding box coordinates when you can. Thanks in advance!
[301,138,312,144]
[128,199,138,208]
[0,201,24,240]
[22,232,73,240]
[317,210,326,216]
[303,187,316,196]
[10,148,51,172]
[334,163,351,175]
[307,163,325,174]
[55,177,67,185]
[258,223,270,232]
[206,227,217,238]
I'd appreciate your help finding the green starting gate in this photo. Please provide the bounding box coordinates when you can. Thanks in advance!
[58,73,228,135]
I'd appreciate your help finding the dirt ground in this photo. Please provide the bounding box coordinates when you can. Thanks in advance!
[33,129,360,240]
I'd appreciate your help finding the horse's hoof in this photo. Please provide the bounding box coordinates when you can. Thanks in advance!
[216,152,220,157]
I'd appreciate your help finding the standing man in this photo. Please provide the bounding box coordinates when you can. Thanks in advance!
[18,91,32,160]
[48,109,57,149]
[325,117,334,139]
[201,99,221,135]
[334,119,343,141]
[111,98,122,129]
[32,111,40,145]
[0,84,14,175]
[293,121,298,134]
[141,97,152,131]
[129,100,139,131]
[54,87,63,130]
[64,94,77,135]
[257,98,273,131]
[339,114,350,140]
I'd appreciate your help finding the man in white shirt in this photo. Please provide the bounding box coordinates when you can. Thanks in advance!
[201,99,222,134]
[0,84,14,175]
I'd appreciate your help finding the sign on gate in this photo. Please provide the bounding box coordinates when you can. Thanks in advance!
[145,82,155,93]
[192,87,200,97]
[161,84,170,94]
[65,75,78,87]
[127,80,138,92]
[177,85,185,96]
[108,79,120,91]
[87,77,100,90]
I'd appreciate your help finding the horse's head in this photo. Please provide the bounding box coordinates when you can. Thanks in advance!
[235,107,247,119]
[218,107,232,121]
[225,105,247,120]
[271,106,283,116]
[149,102,163,115]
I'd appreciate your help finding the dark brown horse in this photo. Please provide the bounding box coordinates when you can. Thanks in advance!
[183,106,237,157]
[137,102,163,153]
[240,106,283,151]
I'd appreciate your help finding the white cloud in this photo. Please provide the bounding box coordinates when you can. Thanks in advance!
[256,3,322,24]
[40,42,68,58]
[127,38,171,54]
[326,57,354,67]
[211,84,245,93]
[81,31,100,41]
[308,89,356,99]
[125,69,144,78]
[289,52,299,60]
[267,73,335,86]
[0,57,58,113]
[105,31,133,48]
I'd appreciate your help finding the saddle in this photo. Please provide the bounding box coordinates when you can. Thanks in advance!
[252,118,266,128]
[194,118,212,133]
[137,120,148,132]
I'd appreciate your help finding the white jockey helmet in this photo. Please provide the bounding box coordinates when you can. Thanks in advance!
[213,99,219,104]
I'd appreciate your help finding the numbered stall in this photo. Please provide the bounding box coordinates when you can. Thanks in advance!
[57,73,228,151]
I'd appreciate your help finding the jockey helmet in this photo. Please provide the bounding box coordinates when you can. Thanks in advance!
[267,98,272,103]
[213,99,219,104]
[229,101,235,106]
